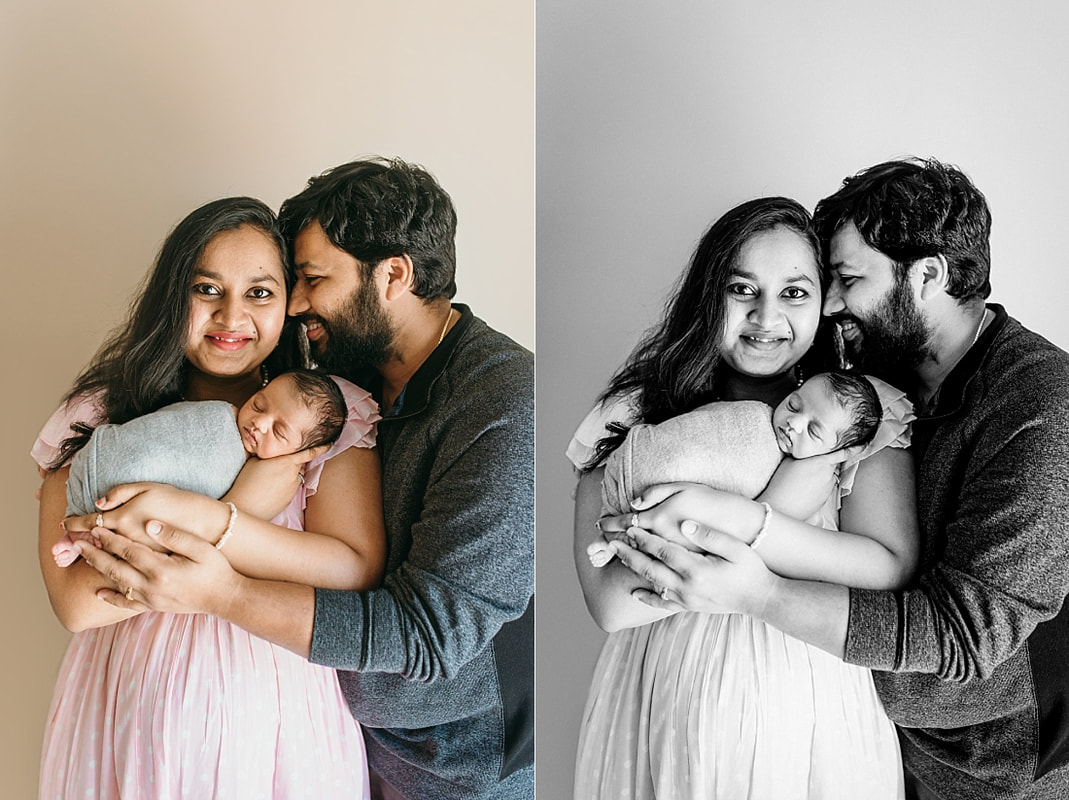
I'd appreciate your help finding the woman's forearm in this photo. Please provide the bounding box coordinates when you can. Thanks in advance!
[39,469,142,631]
[574,469,675,632]
[209,508,382,591]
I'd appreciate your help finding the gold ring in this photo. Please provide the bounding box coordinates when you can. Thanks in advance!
[125,587,135,601]
[96,512,104,528]
[630,512,639,529]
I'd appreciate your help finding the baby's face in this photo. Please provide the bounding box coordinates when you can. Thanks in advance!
[771,376,852,459]
[236,376,318,459]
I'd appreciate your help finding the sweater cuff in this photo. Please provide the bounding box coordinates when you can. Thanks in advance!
[309,588,367,670]
[845,587,900,670]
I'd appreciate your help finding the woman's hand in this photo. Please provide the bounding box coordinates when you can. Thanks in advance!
[607,520,779,617]
[64,482,230,546]
[599,482,762,547]
[224,445,330,520]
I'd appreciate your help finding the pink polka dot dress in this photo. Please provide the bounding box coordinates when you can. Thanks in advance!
[33,380,378,799]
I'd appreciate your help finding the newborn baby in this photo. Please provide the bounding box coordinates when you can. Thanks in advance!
[588,370,882,567]
[54,368,348,567]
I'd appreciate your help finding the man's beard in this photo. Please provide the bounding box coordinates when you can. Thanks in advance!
[308,279,395,380]
[842,272,933,384]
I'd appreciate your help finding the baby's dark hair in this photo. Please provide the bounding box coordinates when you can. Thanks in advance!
[276,369,347,449]
[820,371,882,450]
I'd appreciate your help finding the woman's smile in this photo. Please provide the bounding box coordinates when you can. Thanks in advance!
[205,330,255,352]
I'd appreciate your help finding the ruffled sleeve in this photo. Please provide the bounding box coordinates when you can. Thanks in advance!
[298,376,381,503]
[836,375,915,502]
[30,393,105,470]
[565,393,636,471]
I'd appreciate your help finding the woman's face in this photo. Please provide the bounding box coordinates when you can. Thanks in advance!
[185,225,287,381]
[718,226,822,378]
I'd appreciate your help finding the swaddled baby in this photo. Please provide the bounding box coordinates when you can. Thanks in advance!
[54,368,349,566]
[589,370,882,567]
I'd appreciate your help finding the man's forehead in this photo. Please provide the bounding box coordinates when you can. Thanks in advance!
[829,223,886,271]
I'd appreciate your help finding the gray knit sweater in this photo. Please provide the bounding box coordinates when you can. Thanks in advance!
[846,305,1069,799]
[310,306,534,800]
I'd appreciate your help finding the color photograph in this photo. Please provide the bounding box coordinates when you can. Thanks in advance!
[2,3,532,798]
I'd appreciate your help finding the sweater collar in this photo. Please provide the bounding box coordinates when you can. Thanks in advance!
[919,303,1008,420]
[377,303,473,420]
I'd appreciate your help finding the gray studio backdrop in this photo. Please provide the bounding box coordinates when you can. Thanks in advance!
[536,1,1069,797]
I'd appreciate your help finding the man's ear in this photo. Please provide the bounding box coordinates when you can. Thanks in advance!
[381,254,416,301]
[917,254,951,300]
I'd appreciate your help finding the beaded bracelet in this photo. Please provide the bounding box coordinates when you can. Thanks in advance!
[750,502,773,550]
[216,501,238,550]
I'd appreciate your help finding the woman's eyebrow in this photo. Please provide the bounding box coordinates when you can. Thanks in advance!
[730,269,816,285]
[194,269,281,285]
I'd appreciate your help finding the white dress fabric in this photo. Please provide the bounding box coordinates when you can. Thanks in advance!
[32,380,379,800]
[568,380,914,800]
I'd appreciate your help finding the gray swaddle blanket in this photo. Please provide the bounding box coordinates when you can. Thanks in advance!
[602,400,784,516]
[66,400,248,516]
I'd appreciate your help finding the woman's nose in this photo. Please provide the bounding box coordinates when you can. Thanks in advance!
[749,296,782,327]
[214,295,247,326]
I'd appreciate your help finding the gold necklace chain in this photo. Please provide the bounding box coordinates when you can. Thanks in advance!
[437,308,453,345]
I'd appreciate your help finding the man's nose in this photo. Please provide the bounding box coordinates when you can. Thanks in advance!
[823,285,845,317]
[288,283,310,316]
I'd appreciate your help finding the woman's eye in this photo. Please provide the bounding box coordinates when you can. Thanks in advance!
[192,283,220,297]
[248,286,274,300]
[727,283,755,297]
[782,286,809,300]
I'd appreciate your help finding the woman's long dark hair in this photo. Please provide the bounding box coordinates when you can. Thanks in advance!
[49,197,303,470]
[585,196,837,471]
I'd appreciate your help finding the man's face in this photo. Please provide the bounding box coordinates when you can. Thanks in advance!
[824,222,932,380]
[289,222,396,377]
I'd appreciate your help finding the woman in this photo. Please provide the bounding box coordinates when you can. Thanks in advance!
[34,198,384,798]
[569,198,918,799]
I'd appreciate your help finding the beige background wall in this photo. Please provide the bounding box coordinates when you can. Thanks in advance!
[536,2,1069,797]
[0,2,532,796]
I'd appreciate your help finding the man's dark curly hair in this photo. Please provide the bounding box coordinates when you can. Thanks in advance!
[813,157,992,302]
[278,157,457,300]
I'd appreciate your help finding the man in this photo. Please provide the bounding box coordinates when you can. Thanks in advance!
[82,158,534,799]
[608,159,1069,799]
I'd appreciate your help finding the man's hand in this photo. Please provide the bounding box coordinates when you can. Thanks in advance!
[76,521,242,616]
[608,521,779,618]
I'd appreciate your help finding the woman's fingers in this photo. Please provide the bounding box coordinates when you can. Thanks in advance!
[95,587,149,611]
[93,482,154,510]
[629,482,689,510]
[631,587,686,612]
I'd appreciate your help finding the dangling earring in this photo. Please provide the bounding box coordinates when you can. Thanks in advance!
[260,363,270,387]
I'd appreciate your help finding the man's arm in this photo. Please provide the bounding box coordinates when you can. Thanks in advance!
[78,522,317,656]
[311,352,535,680]
[846,377,1069,679]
